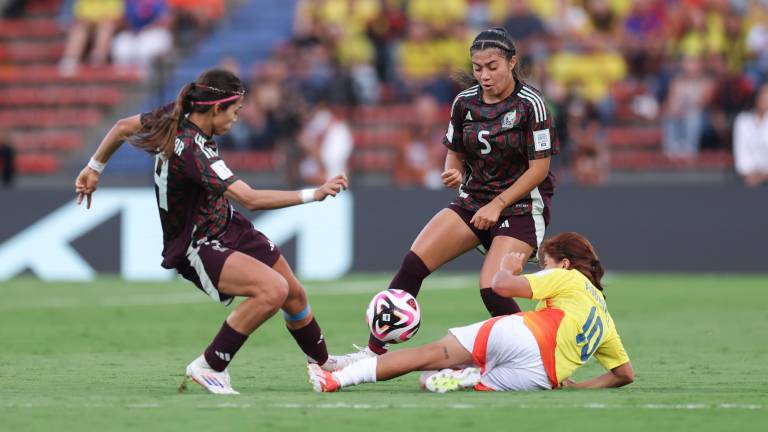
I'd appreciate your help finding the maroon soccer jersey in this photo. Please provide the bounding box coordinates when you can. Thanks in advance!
[443,81,558,217]
[140,104,238,269]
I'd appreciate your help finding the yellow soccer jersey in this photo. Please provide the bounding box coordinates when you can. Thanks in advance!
[521,268,630,387]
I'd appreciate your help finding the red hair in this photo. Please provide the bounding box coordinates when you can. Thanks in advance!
[539,232,605,292]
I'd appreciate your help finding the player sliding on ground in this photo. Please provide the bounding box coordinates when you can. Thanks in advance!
[75,69,348,395]
[309,232,634,392]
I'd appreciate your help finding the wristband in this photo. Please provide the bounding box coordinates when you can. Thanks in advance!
[300,188,316,203]
[87,157,107,174]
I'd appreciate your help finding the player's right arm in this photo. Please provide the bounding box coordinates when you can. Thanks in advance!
[224,174,349,211]
[491,251,533,298]
[75,115,143,208]
[442,149,465,188]
[442,91,469,189]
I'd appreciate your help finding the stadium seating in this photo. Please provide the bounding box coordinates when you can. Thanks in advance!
[0,0,140,174]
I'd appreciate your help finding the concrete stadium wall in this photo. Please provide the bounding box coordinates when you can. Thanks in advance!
[0,184,765,281]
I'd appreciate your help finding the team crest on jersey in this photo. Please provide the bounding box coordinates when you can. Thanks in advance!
[502,110,518,130]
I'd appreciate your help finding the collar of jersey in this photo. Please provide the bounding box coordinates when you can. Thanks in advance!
[182,117,213,140]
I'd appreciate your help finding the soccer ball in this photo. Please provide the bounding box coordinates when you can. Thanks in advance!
[366,289,421,344]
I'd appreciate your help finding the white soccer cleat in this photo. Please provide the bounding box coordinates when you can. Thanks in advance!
[180,355,239,395]
[422,368,482,393]
[320,344,380,371]
[308,363,341,392]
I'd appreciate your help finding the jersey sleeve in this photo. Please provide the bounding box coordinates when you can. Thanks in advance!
[593,329,631,371]
[442,93,467,153]
[523,268,569,300]
[522,91,558,160]
[184,139,238,196]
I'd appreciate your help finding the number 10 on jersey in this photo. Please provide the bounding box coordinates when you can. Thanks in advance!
[576,306,603,362]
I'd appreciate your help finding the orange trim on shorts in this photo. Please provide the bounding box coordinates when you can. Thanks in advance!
[470,316,506,374]
[521,308,565,389]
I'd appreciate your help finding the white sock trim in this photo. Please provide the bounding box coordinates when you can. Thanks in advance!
[333,356,378,387]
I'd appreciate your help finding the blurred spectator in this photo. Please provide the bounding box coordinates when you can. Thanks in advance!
[745,10,768,86]
[1,0,25,18]
[299,103,353,184]
[393,94,445,188]
[562,95,609,185]
[0,138,15,188]
[366,0,407,83]
[501,0,548,53]
[547,36,627,114]
[112,0,173,77]
[168,0,224,48]
[733,84,768,186]
[620,0,666,78]
[661,55,715,161]
[58,0,125,76]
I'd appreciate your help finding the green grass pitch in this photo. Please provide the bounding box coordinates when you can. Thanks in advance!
[1,272,767,431]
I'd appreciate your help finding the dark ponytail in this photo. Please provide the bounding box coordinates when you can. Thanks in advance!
[130,69,244,158]
[539,232,606,293]
[453,27,522,88]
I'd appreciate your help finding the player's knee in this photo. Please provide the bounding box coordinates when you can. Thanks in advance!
[263,275,289,309]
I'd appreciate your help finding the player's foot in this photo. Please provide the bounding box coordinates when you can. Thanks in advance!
[321,344,380,371]
[422,368,481,393]
[179,355,239,395]
[308,363,341,392]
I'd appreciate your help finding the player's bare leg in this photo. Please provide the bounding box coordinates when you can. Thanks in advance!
[272,256,335,369]
[478,236,533,316]
[180,253,288,395]
[410,209,481,271]
[309,334,475,392]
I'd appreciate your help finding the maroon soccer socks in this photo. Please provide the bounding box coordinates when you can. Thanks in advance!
[204,320,248,372]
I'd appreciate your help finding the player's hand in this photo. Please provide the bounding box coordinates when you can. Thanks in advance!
[441,168,463,188]
[470,201,503,230]
[500,251,526,275]
[75,166,100,209]
[313,174,349,201]
[560,378,577,388]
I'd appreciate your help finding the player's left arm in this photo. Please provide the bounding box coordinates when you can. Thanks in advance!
[224,175,348,211]
[561,362,635,389]
[564,330,634,389]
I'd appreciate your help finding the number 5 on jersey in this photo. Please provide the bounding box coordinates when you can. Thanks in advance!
[478,130,491,155]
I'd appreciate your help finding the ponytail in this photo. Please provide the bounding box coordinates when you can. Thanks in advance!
[130,83,194,159]
[129,69,244,158]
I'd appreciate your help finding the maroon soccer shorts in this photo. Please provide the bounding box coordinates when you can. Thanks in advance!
[176,212,282,305]
[448,203,550,256]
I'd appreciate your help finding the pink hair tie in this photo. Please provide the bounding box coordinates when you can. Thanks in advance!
[192,94,242,105]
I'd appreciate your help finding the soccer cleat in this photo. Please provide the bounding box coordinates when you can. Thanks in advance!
[308,363,341,392]
[422,368,482,393]
[321,344,379,371]
[179,355,239,395]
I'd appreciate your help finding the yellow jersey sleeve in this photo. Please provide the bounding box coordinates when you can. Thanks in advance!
[523,268,570,300]
[593,330,630,371]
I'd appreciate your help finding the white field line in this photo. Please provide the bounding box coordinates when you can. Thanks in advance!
[0,402,764,411]
[0,275,478,310]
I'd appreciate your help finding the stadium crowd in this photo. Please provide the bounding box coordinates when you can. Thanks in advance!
[218,0,768,187]
[56,0,230,77]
